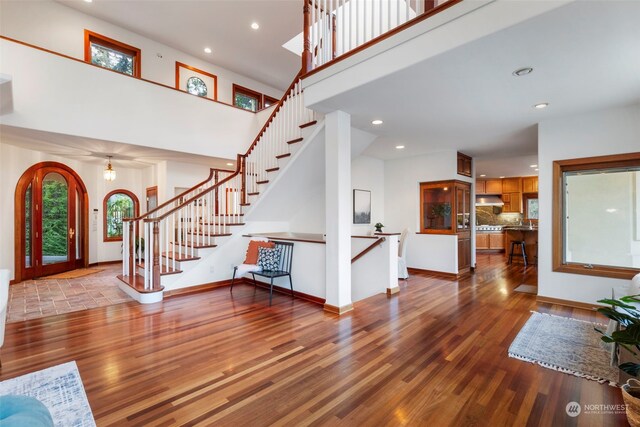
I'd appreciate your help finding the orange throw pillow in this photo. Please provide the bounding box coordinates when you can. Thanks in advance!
[244,240,275,265]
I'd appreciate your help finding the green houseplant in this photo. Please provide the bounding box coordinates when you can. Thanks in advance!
[374,222,384,233]
[597,295,640,426]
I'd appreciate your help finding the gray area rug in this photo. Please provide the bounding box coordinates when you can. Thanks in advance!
[514,284,537,294]
[508,311,619,386]
[0,361,96,426]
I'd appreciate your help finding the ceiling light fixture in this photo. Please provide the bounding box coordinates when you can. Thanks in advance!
[226,162,233,166]
[204,47,212,54]
[372,119,383,125]
[530,164,538,168]
[104,156,116,181]
[499,176,505,179]
[479,174,486,177]
[512,67,533,76]
[535,168,539,171]
[534,103,549,109]
[251,22,260,30]
[84,0,92,3]
[395,145,405,149]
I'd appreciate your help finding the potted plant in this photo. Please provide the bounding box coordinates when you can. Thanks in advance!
[596,295,640,426]
[374,222,384,233]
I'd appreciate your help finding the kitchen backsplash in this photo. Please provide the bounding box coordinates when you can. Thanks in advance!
[476,206,523,226]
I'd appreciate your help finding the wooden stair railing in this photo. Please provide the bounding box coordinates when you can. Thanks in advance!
[352,237,386,264]
[122,69,317,292]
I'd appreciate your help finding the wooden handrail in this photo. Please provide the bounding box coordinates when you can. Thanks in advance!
[351,237,386,264]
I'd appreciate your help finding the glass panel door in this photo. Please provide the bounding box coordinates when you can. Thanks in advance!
[41,172,69,265]
[25,183,32,268]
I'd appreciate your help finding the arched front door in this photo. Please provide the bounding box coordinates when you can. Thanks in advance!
[15,162,89,281]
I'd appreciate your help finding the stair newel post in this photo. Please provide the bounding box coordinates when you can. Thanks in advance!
[214,170,219,216]
[152,220,160,289]
[332,13,337,59]
[128,220,134,278]
[303,0,312,73]
[240,154,247,206]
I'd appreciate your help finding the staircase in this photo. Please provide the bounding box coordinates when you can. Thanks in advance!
[118,71,320,303]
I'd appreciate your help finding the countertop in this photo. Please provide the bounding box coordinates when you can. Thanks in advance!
[503,226,538,231]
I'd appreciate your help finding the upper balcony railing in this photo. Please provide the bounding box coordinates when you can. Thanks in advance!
[302,0,461,75]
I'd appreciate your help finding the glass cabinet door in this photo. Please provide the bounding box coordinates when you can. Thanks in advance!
[420,182,454,233]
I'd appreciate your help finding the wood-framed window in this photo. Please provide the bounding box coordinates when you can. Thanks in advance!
[233,84,262,112]
[553,152,640,279]
[175,61,218,100]
[263,95,279,108]
[84,30,141,78]
[103,190,139,242]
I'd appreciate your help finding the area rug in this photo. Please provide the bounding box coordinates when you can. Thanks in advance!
[0,361,96,426]
[508,311,619,386]
[42,268,103,280]
[514,284,538,294]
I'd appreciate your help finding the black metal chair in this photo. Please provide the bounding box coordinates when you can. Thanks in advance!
[230,241,294,306]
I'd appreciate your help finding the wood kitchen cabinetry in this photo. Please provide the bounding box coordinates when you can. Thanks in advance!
[522,176,538,193]
[502,178,523,213]
[476,179,502,195]
[476,232,505,251]
[457,152,472,177]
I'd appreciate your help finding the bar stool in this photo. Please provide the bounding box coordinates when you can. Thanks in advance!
[508,240,528,266]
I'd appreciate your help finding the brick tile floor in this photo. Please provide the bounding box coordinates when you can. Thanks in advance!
[7,265,133,323]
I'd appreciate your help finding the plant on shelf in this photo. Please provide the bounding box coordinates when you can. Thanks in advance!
[374,222,384,233]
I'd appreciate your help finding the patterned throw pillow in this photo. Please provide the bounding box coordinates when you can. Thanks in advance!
[257,246,282,271]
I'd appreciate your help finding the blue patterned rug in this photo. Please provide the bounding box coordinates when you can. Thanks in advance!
[508,311,619,386]
[0,361,95,426]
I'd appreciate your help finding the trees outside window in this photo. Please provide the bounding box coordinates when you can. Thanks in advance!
[104,190,139,241]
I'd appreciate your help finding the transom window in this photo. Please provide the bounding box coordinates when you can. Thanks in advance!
[553,152,640,279]
[233,84,262,112]
[84,30,141,78]
[104,190,139,242]
[186,76,208,97]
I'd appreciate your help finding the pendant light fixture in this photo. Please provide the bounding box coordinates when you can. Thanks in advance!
[104,156,116,181]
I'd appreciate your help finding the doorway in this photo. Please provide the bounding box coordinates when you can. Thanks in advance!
[146,186,158,212]
[15,162,89,281]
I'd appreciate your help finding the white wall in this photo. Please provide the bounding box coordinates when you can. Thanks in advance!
[0,0,282,104]
[0,39,261,160]
[351,155,384,235]
[384,150,471,274]
[0,142,147,280]
[538,103,640,304]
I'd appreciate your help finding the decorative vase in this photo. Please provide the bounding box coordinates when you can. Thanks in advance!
[629,273,640,295]
[622,379,640,427]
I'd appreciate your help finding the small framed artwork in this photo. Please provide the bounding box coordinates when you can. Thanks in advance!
[353,189,371,224]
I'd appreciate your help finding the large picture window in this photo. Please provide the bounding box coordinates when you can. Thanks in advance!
[84,30,141,78]
[553,152,640,279]
[104,190,139,242]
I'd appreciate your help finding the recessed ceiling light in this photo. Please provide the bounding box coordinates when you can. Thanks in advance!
[534,103,549,109]
[530,164,538,168]
[251,22,260,30]
[395,145,405,149]
[372,119,383,125]
[84,0,92,2]
[499,176,505,179]
[535,168,539,171]
[226,162,233,166]
[204,47,212,54]
[479,174,486,177]
[512,67,533,76]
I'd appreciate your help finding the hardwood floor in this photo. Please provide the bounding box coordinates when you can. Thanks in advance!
[0,254,627,426]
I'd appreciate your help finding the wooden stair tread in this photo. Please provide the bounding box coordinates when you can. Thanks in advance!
[192,232,233,237]
[265,167,280,172]
[240,202,251,206]
[287,137,303,145]
[162,251,200,262]
[171,242,218,249]
[135,263,182,276]
[247,192,259,196]
[256,180,269,184]
[117,274,164,293]
[275,153,291,159]
[199,222,245,226]
[299,120,317,129]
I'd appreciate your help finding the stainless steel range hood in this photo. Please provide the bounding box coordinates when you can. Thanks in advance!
[475,195,504,206]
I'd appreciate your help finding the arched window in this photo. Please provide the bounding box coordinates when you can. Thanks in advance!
[103,190,139,242]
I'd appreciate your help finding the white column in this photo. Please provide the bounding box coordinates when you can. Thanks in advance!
[325,110,352,314]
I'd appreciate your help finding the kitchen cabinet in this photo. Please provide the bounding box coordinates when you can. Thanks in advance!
[502,192,522,213]
[502,178,522,193]
[457,152,472,177]
[476,232,505,251]
[458,237,471,271]
[476,233,489,249]
[420,180,471,234]
[522,176,538,193]
[476,179,502,195]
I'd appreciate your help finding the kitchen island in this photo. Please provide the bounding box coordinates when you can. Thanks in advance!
[503,226,538,265]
